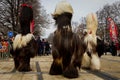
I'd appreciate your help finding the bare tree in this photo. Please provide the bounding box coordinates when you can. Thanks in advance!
[0,0,21,35]
[0,0,49,36]
[97,1,120,42]
[23,0,50,36]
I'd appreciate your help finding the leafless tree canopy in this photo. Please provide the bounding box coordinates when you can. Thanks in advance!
[0,0,49,36]
[74,1,120,43]
[97,1,120,42]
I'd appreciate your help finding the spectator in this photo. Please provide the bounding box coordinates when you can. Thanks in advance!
[110,42,117,56]
[45,41,51,55]
[41,39,46,55]
[36,36,42,56]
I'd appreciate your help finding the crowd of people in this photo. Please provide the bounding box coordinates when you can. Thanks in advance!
[0,34,120,60]
[0,36,13,59]
[36,36,51,56]
[0,35,51,60]
[104,41,119,56]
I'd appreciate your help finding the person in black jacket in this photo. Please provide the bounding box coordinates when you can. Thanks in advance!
[45,41,51,55]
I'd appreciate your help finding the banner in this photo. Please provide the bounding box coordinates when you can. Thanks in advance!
[107,17,119,49]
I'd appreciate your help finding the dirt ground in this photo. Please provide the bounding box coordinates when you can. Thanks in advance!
[0,54,119,80]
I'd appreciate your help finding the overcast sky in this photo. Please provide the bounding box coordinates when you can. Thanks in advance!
[40,0,119,38]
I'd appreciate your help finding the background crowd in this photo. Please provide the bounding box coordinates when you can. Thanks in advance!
[0,35,13,59]
[36,36,51,56]
[0,33,119,60]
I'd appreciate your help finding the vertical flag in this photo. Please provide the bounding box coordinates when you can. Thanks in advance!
[107,17,119,49]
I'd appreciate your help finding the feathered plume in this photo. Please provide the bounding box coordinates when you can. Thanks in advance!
[86,13,98,36]
[84,13,98,45]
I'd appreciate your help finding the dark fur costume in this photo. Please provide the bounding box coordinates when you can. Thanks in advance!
[19,4,33,35]
[10,4,37,72]
[96,38,104,57]
[49,1,86,78]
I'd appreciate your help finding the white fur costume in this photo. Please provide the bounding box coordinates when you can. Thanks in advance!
[82,13,100,70]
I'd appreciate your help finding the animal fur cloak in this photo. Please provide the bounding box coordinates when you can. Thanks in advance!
[10,4,37,72]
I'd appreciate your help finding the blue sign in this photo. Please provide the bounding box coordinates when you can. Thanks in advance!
[8,31,13,38]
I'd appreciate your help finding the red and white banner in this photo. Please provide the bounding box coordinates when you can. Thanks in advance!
[107,17,119,49]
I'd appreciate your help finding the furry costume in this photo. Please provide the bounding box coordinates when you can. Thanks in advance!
[10,4,37,72]
[82,13,103,70]
[49,1,86,78]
